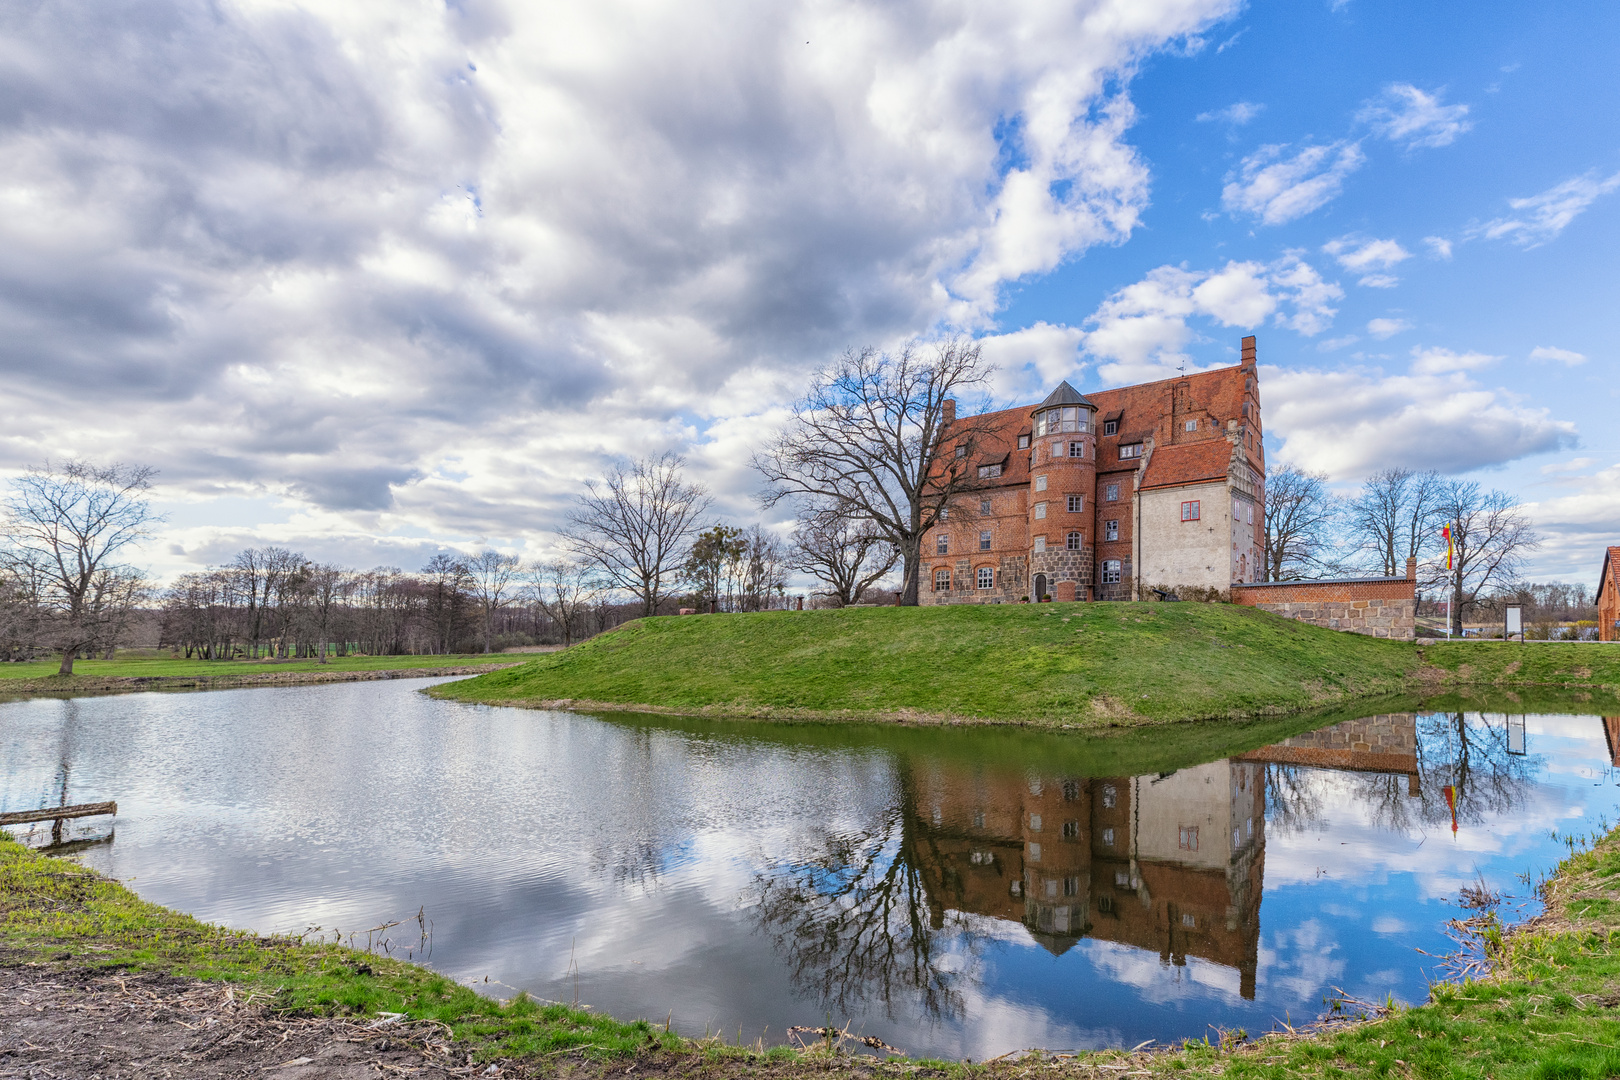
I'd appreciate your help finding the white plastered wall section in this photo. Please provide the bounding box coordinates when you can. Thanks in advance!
[1230,490,1261,584]
[1134,479,1233,592]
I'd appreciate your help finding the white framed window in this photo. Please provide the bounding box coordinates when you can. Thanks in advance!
[1066,531,1082,550]
[1181,913,1197,928]
[933,568,951,591]
[976,566,994,589]
[1103,419,1118,436]
[1035,405,1089,436]
[1017,433,1030,449]
[1105,483,1120,501]
[1105,520,1119,541]
[1119,443,1142,460]
[955,445,966,458]
[1035,474,1047,492]
[1067,494,1083,512]
[1068,441,1083,458]
[1102,559,1122,584]
[1034,502,1047,519]
[978,529,992,551]
[978,463,1002,479]
[1050,440,1063,457]
[1181,500,1201,522]
[1115,871,1130,887]
[1184,419,1197,432]
[1246,504,1254,525]
[1033,536,1046,553]
[936,534,949,554]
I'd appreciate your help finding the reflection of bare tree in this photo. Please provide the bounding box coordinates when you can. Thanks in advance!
[746,769,977,1022]
[1263,764,1326,836]
[1411,712,1535,829]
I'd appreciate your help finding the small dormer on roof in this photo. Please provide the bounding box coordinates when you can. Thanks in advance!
[1033,380,1096,437]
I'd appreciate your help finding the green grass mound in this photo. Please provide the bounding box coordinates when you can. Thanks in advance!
[435,602,1426,725]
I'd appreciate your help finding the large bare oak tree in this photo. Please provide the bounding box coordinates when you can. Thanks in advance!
[1,461,158,675]
[1432,481,1539,634]
[790,503,899,607]
[1260,464,1336,581]
[754,340,994,605]
[566,453,710,617]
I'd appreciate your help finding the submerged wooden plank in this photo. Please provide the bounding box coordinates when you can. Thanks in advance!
[0,801,117,825]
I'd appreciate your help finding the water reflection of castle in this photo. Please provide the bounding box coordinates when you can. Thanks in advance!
[908,714,1423,1000]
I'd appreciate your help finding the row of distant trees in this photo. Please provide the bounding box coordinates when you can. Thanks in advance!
[1262,465,1549,633]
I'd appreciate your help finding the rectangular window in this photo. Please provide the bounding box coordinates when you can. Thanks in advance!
[1063,780,1079,800]
[1184,419,1197,432]
[1105,520,1119,541]
[1102,826,1114,847]
[1102,560,1122,584]
[1035,474,1047,492]
[1119,443,1142,460]
[1067,494,1083,513]
[1178,825,1199,851]
[1181,912,1197,928]
[955,445,966,458]
[978,463,1002,479]
[1066,531,1082,550]
[980,498,992,515]
[1068,441,1083,458]
[977,566,994,589]
[1105,483,1120,501]
[1017,434,1030,449]
[1029,813,1042,831]
[1098,895,1114,914]
[1181,500,1201,521]
[936,534,949,555]
[1114,870,1130,887]
[938,506,948,521]
[1051,440,1063,458]
[1246,504,1254,525]
[933,568,951,591]
[1033,536,1046,553]
[1103,419,1118,436]
[1034,502,1046,519]
[978,530,992,551]
[1064,876,1079,897]
[1028,841,1041,861]
[1062,820,1079,838]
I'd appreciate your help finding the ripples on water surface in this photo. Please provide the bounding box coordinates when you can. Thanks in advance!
[3,678,1619,1059]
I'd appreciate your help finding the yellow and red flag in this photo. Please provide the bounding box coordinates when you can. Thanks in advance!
[1442,523,1454,570]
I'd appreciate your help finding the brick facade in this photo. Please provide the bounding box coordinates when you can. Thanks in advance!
[1230,560,1417,640]
[1599,547,1620,643]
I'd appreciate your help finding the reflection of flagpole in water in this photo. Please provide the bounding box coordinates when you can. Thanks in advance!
[1442,784,1457,836]
[1441,713,1458,837]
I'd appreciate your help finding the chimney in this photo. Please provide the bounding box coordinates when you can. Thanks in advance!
[1240,335,1257,367]
[942,398,956,424]
[1406,556,1417,583]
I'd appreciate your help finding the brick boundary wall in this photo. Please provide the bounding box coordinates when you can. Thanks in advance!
[1230,558,1417,641]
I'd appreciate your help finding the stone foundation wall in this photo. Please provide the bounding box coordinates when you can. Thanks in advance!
[1231,571,1417,640]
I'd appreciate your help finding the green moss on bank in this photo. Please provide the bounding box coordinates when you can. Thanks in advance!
[431,604,1620,726]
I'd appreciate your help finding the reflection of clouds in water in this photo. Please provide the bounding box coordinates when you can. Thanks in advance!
[1257,919,1346,1004]
[1080,940,1244,1005]
[1353,968,1412,1006]
[1370,915,1409,935]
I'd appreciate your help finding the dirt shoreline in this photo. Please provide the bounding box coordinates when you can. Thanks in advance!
[0,664,521,697]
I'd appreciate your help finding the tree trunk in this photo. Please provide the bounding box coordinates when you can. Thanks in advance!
[1451,573,1465,635]
[900,538,921,606]
[57,650,74,676]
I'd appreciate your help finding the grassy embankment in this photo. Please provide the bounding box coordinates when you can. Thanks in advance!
[5,826,1619,1077]
[0,653,517,695]
[432,602,1620,726]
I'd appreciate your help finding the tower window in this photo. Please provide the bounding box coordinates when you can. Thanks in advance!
[1033,536,1046,553]
[1067,495,1083,513]
[1034,502,1047,519]
[978,530,992,551]
[1066,531,1082,550]
[1068,441,1083,458]
[1035,405,1089,436]
[1035,474,1047,492]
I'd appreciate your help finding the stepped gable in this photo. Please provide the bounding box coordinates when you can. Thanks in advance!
[1088,361,1258,470]
[1139,440,1236,491]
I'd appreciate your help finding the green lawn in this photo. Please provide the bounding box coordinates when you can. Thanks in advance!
[432,603,1620,726]
[0,653,516,683]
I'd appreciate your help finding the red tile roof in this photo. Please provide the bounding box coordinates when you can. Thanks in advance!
[1139,440,1237,491]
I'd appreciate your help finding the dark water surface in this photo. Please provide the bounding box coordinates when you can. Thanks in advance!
[3,679,1619,1059]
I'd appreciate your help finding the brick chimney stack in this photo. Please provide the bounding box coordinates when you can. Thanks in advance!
[1406,556,1417,582]
[942,398,956,424]
[1240,335,1257,367]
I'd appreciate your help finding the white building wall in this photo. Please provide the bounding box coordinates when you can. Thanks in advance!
[1134,479,1232,592]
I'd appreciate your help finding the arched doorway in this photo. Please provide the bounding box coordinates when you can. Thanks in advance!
[1034,573,1048,600]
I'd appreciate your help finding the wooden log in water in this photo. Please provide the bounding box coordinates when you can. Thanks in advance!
[0,801,117,826]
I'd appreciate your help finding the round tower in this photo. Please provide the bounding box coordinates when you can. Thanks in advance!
[1027,382,1098,601]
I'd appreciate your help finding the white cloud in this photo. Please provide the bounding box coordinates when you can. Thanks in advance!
[1081,254,1341,383]
[1221,141,1365,225]
[1357,84,1472,149]
[1423,236,1453,260]
[1409,346,1498,375]
[977,322,1086,401]
[0,0,1245,574]
[1470,169,1620,247]
[1196,101,1264,125]
[1366,317,1411,340]
[1323,235,1411,288]
[1529,346,1587,366]
[1317,335,1358,352]
[1264,358,1578,479]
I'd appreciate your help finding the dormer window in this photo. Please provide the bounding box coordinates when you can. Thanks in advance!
[1119,443,1142,460]
[1036,405,1090,436]
[1103,420,1118,436]
[978,463,1002,479]
[1017,434,1031,449]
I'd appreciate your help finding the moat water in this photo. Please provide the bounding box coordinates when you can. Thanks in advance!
[3,678,1619,1059]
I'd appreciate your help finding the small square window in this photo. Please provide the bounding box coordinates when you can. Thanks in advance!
[1098,894,1114,913]
[1033,536,1046,553]
[1181,912,1197,928]
[1102,559,1122,584]
[1102,826,1114,847]
[977,566,994,589]
[936,534,949,555]
[1068,441,1083,458]
[1035,474,1047,492]
[1178,825,1199,851]
[1067,494,1083,513]
[1114,870,1130,887]
[1105,483,1120,502]
[978,530,992,551]
[1184,419,1197,432]
[1103,420,1118,436]
[1034,502,1047,519]
[1061,820,1078,839]
[1050,440,1063,458]
[955,445,966,458]
[1029,813,1042,831]
[1181,500,1201,522]
[1105,519,1119,541]
[980,498,992,515]
[1066,531,1082,550]
[1017,434,1030,449]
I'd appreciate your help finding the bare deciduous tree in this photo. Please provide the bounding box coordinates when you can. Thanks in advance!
[1431,481,1539,634]
[1347,467,1442,576]
[566,453,711,618]
[467,549,521,653]
[526,559,597,646]
[737,525,788,612]
[790,503,898,607]
[1261,464,1336,581]
[1,461,159,675]
[754,340,994,605]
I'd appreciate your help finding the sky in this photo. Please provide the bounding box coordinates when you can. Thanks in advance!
[1,0,1616,586]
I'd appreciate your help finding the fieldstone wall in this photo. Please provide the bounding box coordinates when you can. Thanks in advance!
[1231,567,1417,640]
[1031,545,1093,600]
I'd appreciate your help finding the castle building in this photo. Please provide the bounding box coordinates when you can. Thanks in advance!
[924,335,1267,603]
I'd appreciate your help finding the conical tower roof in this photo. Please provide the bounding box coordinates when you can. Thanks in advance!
[1035,380,1096,410]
